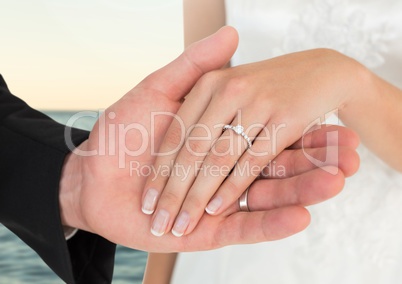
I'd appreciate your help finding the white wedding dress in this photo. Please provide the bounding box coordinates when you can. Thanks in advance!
[172,0,402,283]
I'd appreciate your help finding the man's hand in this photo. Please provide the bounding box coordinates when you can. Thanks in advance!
[58,27,359,252]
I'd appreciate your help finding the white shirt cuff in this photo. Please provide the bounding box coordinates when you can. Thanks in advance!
[63,226,79,240]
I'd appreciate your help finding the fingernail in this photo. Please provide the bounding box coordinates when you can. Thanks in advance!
[142,188,159,214]
[205,196,223,215]
[151,209,170,237]
[172,211,190,237]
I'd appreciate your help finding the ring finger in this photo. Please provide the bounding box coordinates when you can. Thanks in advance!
[167,113,267,237]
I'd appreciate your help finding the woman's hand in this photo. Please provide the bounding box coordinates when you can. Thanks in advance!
[141,47,370,237]
[143,120,359,238]
[59,26,242,250]
[140,125,359,250]
[59,26,357,253]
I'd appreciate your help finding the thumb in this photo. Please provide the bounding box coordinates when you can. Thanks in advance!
[139,26,238,101]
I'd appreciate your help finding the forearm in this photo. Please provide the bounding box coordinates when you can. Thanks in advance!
[339,63,402,171]
[143,253,178,284]
[183,0,226,47]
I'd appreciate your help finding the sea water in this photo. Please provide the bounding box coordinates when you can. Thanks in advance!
[0,111,147,283]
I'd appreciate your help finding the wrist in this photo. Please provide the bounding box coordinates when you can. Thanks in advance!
[337,54,375,120]
[59,141,87,231]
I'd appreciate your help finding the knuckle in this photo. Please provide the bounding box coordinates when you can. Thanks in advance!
[160,190,182,207]
[186,139,207,157]
[208,152,231,168]
[224,75,248,93]
[177,148,198,166]
[212,140,232,156]
[289,150,299,177]
[197,70,223,85]
[200,71,251,102]
[184,194,204,210]
[164,123,185,151]
[197,70,223,90]
[224,178,242,196]
[242,153,260,168]
[216,75,248,101]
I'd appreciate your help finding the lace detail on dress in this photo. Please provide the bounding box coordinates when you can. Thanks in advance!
[297,145,402,270]
[275,0,396,68]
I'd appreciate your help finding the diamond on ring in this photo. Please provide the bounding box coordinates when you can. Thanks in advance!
[233,125,244,135]
[223,124,252,149]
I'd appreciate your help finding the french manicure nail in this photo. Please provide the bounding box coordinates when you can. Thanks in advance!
[151,209,170,237]
[142,188,159,214]
[172,211,190,237]
[205,196,223,215]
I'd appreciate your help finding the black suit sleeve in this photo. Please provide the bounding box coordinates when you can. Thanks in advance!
[0,74,116,283]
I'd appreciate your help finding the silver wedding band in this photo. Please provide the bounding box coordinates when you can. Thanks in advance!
[223,124,252,149]
[238,187,250,212]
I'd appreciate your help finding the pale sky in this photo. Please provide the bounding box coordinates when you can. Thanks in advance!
[0,0,183,110]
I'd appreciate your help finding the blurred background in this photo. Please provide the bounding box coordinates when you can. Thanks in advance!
[0,0,183,110]
[0,0,183,283]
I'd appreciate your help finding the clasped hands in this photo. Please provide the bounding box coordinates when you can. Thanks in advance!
[59,26,359,253]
